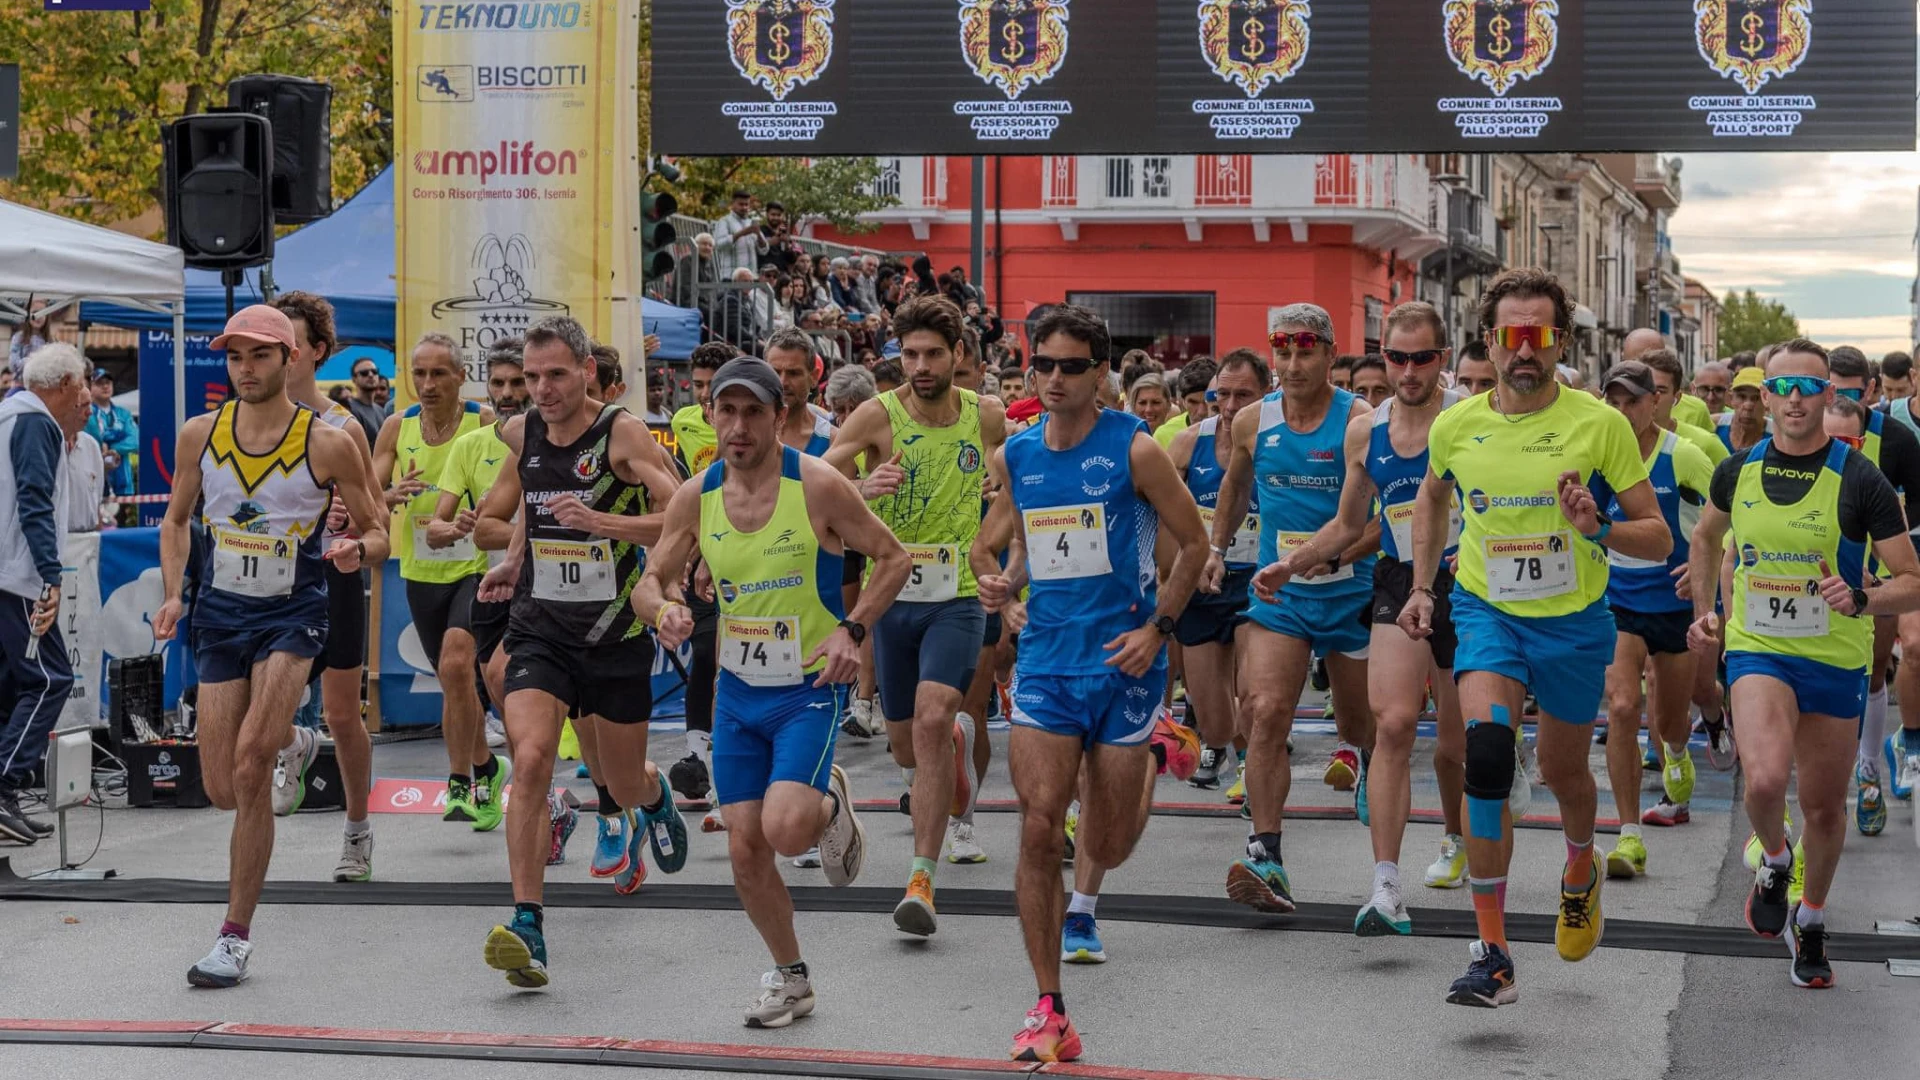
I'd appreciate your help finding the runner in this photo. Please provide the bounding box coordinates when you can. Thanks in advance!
[971,303,1208,1062]
[822,364,885,742]
[1686,338,1920,989]
[1593,361,1715,878]
[1624,328,1713,433]
[636,356,909,1028]
[1207,302,1377,915]
[264,292,383,882]
[1453,341,1497,396]
[950,329,1005,862]
[372,334,503,829]
[152,305,390,987]
[764,330,836,457]
[1165,348,1268,805]
[824,296,1005,927]
[1692,362,1732,429]
[471,316,689,988]
[1716,365,1772,454]
[1397,269,1671,1007]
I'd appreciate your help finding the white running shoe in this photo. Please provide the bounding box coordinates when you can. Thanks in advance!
[187,934,253,988]
[1425,834,1468,888]
[1902,754,1920,798]
[791,847,823,869]
[946,819,986,864]
[333,830,373,882]
[841,697,881,738]
[818,764,867,887]
[484,714,507,748]
[1354,877,1412,936]
[745,968,816,1028]
[270,726,319,818]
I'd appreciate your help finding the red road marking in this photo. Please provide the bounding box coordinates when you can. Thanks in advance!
[0,1019,214,1034]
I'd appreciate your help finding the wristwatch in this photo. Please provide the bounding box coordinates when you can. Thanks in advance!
[1583,518,1613,545]
[1152,614,1177,637]
[1851,586,1871,617]
[838,618,867,645]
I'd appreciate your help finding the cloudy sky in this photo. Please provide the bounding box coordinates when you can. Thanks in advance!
[1668,152,1916,355]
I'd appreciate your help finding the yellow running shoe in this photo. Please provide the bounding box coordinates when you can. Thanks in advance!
[1605,833,1647,880]
[1555,849,1606,962]
[1662,744,1696,806]
[1225,776,1246,804]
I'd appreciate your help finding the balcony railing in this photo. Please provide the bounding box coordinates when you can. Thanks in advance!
[1040,154,1430,218]
[1195,154,1254,207]
[870,157,947,211]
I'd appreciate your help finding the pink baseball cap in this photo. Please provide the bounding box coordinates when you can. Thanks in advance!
[210,304,297,352]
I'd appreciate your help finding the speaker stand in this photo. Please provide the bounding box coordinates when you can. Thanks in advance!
[25,806,117,882]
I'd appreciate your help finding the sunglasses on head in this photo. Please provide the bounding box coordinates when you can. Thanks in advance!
[1487,325,1565,351]
[1029,354,1104,376]
[1268,331,1328,351]
[1763,375,1830,398]
[1383,348,1445,367]
[1835,387,1864,402]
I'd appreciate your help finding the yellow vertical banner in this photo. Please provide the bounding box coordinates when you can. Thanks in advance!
[395,0,639,404]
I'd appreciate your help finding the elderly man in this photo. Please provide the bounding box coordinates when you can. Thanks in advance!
[675,234,719,310]
[0,342,89,843]
[855,254,882,314]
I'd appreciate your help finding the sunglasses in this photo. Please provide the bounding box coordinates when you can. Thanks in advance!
[1835,433,1864,450]
[1487,325,1565,351]
[1383,348,1445,367]
[1029,354,1104,376]
[1763,375,1830,398]
[1268,331,1328,351]
[1835,387,1864,402]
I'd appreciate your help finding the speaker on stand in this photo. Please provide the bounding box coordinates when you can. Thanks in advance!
[228,74,334,226]
[163,111,275,316]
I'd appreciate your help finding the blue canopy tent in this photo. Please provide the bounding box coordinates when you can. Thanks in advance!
[82,167,703,359]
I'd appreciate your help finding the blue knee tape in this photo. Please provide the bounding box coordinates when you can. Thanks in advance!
[1490,704,1512,729]
[1467,795,1505,841]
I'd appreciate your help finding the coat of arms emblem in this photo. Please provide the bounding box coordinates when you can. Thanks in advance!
[726,0,835,101]
[959,0,1071,100]
[1695,0,1811,95]
[1443,0,1557,97]
[1198,0,1312,97]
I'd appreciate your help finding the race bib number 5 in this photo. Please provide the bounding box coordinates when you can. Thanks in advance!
[1025,504,1112,581]
[720,615,804,686]
[1483,533,1575,602]
[531,539,616,602]
[212,528,295,598]
[899,543,961,602]
[1743,575,1828,638]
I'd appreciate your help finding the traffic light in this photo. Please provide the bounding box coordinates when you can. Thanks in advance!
[642,186,678,294]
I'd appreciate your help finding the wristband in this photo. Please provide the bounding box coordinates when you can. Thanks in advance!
[1415,584,1438,599]
[1582,518,1613,545]
[1210,544,1230,559]
[655,602,686,632]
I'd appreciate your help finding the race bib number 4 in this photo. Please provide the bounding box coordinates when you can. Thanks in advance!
[1200,508,1260,565]
[1025,504,1112,581]
[211,528,295,598]
[531,539,616,603]
[900,543,960,603]
[1483,533,1575,602]
[720,615,804,686]
[1743,574,1827,638]
[1278,531,1353,584]
[413,515,477,562]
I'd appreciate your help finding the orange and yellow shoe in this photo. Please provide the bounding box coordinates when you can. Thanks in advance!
[893,869,937,936]
[1010,997,1082,1063]
[1151,717,1202,782]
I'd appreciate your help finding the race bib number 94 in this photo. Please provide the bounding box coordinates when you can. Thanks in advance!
[1743,574,1828,638]
[1025,504,1112,581]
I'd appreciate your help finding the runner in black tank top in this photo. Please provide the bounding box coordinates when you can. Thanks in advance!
[510,404,648,646]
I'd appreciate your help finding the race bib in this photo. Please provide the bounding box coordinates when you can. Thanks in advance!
[1608,548,1666,572]
[1200,508,1260,565]
[1025,504,1112,582]
[1385,500,1463,564]
[531,538,616,603]
[211,528,295,598]
[1743,574,1827,638]
[1483,533,1576,602]
[900,543,960,603]
[720,615,804,687]
[412,515,477,562]
[1278,531,1353,584]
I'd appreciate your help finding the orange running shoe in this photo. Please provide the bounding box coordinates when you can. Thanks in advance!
[893,869,938,936]
[1010,997,1082,1062]
[1151,717,1202,781]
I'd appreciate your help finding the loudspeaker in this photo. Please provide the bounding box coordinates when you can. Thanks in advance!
[164,112,275,270]
[228,74,333,225]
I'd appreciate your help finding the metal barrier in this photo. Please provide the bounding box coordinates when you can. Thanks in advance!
[692,280,778,354]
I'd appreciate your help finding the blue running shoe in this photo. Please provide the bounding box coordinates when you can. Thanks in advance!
[576,762,591,779]
[484,912,548,988]
[1226,857,1296,914]
[1061,912,1106,964]
[1355,750,1371,827]
[644,788,690,874]
[590,812,631,879]
[1887,732,1916,800]
[615,810,648,895]
[1642,740,1660,772]
[1856,761,1887,836]
[1446,940,1517,1008]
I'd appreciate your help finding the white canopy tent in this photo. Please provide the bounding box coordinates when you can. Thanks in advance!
[0,199,187,431]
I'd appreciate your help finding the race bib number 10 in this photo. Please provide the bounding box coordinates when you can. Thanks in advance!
[1025,504,1112,581]
[531,539,616,602]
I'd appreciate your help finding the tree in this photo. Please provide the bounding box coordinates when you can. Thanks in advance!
[1718,288,1801,357]
[666,156,896,233]
[0,0,391,227]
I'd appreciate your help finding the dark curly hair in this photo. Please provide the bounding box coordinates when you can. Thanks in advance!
[1476,267,1572,333]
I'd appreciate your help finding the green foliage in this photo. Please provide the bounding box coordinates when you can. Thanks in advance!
[1717,288,1801,357]
[665,156,894,233]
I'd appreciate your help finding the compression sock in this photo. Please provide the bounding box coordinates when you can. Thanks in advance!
[1563,837,1595,888]
[1862,687,1889,768]
[1469,877,1508,950]
[595,783,621,816]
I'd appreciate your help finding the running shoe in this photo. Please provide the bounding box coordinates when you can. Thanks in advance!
[1702,713,1737,771]
[1010,998,1082,1063]
[484,713,507,748]
[791,848,823,869]
[1324,746,1359,791]
[1899,744,1920,801]
[950,718,974,817]
[1555,849,1605,961]
[1745,851,1794,938]
[590,812,631,879]
[1642,740,1660,772]
[818,764,866,887]
[548,793,579,866]
[1310,655,1330,693]
[1354,878,1411,936]
[841,696,880,738]
[947,818,986,864]
[269,726,319,817]
[333,830,373,883]
[1445,940,1518,1008]
[1063,803,1078,865]
[1191,746,1227,789]
[1605,833,1647,880]
[614,810,648,896]
[1224,775,1247,804]
[470,755,511,833]
[575,762,591,779]
[483,912,548,988]
[1856,760,1887,837]
[1787,913,1834,989]
[1641,798,1690,827]
[894,868,937,936]
[1355,750,1371,827]
[1662,744,1696,806]
[1425,834,1468,889]
[443,777,476,823]
[1061,912,1107,963]
[187,933,252,988]
[1226,856,1296,914]
[702,808,727,833]
[643,782,691,873]
[667,754,709,805]
[1510,736,1533,821]
[1151,716,1202,781]
[745,968,815,1028]
[1884,730,1916,798]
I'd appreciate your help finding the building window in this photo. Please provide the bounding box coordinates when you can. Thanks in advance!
[870,158,903,201]
[1363,296,1385,353]
[1065,291,1214,365]
[1105,156,1175,203]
